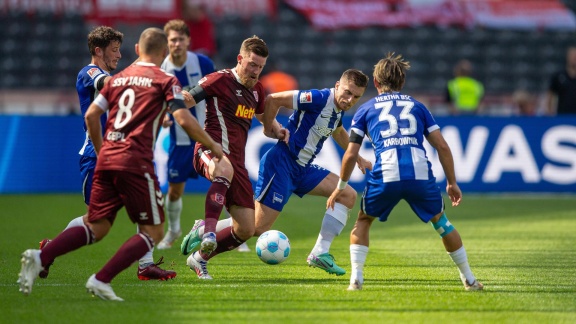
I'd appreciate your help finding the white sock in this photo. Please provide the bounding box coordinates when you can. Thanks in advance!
[166,197,182,233]
[64,215,84,230]
[197,217,232,236]
[448,246,476,284]
[139,248,154,267]
[350,244,368,284]
[310,203,348,256]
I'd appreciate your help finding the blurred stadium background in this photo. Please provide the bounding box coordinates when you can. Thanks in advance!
[1,0,575,194]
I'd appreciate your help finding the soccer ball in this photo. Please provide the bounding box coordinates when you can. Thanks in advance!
[255,230,291,265]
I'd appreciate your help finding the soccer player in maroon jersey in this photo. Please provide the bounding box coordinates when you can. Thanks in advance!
[18,27,223,301]
[180,35,288,279]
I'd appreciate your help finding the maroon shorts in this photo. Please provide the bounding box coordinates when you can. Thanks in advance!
[193,143,255,210]
[88,170,165,225]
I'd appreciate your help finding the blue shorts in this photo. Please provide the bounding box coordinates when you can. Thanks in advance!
[79,155,97,205]
[361,178,444,223]
[167,142,199,183]
[254,143,330,212]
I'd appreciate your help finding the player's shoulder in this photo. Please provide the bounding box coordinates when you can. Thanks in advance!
[78,64,106,80]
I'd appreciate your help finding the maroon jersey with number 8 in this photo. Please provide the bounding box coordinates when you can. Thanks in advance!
[94,62,184,174]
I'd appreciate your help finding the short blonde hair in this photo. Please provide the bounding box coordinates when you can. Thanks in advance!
[373,52,410,92]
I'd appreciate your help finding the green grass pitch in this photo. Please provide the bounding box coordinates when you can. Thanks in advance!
[1,194,575,323]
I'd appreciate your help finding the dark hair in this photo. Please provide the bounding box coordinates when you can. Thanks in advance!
[87,26,123,56]
[163,19,190,37]
[341,69,369,88]
[240,35,268,58]
[373,52,410,92]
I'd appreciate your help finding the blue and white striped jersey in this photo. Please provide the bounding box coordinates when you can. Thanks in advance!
[76,64,109,157]
[161,51,214,146]
[350,92,440,183]
[286,88,343,167]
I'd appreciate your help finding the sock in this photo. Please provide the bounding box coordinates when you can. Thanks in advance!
[96,233,154,283]
[199,226,244,261]
[448,246,476,284]
[310,203,348,256]
[166,197,182,233]
[204,176,230,234]
[350,244,368,284]
[40,224,95,268]
[196,217,231,238]
[64,215,85,230]
[139,247,154,267]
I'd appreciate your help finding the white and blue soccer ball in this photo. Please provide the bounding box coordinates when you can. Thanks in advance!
[256,230,290,265]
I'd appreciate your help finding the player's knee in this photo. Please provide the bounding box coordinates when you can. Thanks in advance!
[337,186,357,209]
[431,213,455,238]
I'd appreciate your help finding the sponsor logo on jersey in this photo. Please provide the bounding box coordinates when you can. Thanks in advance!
[236,90,243,97]
[253,91,259,102]
[87,68,102,79]
[299,91,312,103]
[235,104,255,119]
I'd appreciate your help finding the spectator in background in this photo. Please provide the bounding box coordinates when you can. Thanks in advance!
[181,0,217,58]
[445,59,484,116]
[512,90,537,116]
[259,63,299,95]
[545,46,576,115]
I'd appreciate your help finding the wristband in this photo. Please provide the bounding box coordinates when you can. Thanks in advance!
[337,179,348,190]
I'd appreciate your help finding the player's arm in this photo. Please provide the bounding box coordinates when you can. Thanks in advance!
[94,74,112,92]
[327,136,362,210]
[332,125,372,174]
[85,98,107,155]
[426,129,461,206]
[169,99,223,160]
[182,85,208,109]
[261,91,294,141]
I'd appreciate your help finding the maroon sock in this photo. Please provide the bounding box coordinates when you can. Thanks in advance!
[95,233,153,283]
[40,225,94,267]
[204,176,230,233]
[200,226,244,260]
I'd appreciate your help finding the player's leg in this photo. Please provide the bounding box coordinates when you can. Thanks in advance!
[39,157,95,278]
[187,170,255,280]
[19,171,118,296]
[201,150,234,254]
[348,181,398,290]
[429,212,483,291]
[409,179,483,291]
[157,181,185,249]
[348,208,376,291]
[303,171,356,276]
[254,202,281,236]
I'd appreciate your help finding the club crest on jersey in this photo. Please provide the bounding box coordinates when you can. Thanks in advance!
[300,91,312,103]
[173,85,184,100]
[253,91,259,102]
[87,68,102,79]
[236,90,243,97]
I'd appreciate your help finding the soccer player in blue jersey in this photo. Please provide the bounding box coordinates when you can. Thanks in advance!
[255,69,372,276]
[180,69,370,276]
[327,53,483,291]
[38,26,175,281]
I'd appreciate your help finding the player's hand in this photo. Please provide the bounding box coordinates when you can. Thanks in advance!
[210,142,224,161]
[182,90,196,108]
[356,156,373,175]
[326,189,343,210]
[276,128,290,144]
[162,113,173,128]
[446,183,462,207]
